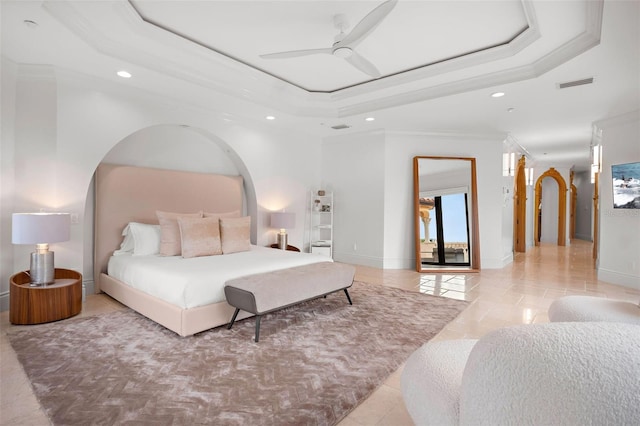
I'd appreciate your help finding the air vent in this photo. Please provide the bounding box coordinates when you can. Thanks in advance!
[331,124,351,130]
[557,77,594,89]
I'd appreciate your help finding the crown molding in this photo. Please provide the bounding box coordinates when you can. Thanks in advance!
[15,64,56,82]
[594,110,640,130]
[386,129,507,141]
[42,0,604,120]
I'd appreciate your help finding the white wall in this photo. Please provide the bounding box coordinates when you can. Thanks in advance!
[501,176,515,261]
[321,131,507,269]
[1,64,322,303]
[595,111,640,289]
[0,58,18,311]
[574,171,593,241]
[321,131,386,267]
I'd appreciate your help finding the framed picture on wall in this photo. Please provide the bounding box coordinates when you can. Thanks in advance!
[611,162,640,209]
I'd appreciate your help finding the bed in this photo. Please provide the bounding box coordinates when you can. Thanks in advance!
[94,163,330,336]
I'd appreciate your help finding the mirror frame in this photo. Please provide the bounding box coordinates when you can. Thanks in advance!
[413,156,481,272]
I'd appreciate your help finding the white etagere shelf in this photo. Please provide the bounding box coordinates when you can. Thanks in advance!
[309,190,333,258]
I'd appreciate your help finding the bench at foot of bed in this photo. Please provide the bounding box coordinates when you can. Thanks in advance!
[224,262,355,342]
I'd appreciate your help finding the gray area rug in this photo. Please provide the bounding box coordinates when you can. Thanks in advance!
[8,281,468,425]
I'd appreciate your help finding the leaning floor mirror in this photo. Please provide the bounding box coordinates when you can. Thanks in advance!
[413,156,480,272]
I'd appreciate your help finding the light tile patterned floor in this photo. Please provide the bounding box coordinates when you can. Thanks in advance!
[1,240,638,425]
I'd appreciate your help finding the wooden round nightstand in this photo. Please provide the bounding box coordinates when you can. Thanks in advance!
[269,244,301,252]
[10,268,82,325]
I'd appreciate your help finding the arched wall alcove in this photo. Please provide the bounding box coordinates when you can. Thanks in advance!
[533,167,567,246]
[82,124,258,285]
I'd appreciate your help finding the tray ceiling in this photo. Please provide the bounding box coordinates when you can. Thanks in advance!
[130,0,531,92]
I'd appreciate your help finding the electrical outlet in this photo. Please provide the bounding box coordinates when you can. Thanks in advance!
[353,243,357,251]
[70,213,79,224]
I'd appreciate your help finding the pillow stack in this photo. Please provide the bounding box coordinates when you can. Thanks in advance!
[115,210,251,258]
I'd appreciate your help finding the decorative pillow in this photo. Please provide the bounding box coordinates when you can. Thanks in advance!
[203,210,241,219]
[128,222,161,256]
[156,210,202,256]
[220,216,251,254]
[177,216,222,258]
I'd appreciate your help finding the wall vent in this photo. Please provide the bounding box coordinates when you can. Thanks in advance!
[557,77,594,89]
[331,124,351,130]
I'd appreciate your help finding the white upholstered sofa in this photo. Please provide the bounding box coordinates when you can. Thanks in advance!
[401,322,640,425]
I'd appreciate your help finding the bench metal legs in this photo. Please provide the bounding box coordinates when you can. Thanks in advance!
[227,308,240,330]
[227,308,262,342]
[344,288,353,305]
[254,316,261,342]
[227,288,353,343]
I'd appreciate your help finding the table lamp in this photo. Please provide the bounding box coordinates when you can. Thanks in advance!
[12,213,71,286]
[270,212,295,250]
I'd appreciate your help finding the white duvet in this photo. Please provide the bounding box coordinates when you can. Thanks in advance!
[107,245,331,309]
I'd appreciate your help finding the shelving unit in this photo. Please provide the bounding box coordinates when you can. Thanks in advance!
[309,190,333,258]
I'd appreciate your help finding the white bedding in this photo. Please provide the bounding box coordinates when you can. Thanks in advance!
[107,245,331,309]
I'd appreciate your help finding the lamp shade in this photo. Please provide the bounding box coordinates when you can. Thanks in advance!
[270,212,295,230]
[12,213,71,244]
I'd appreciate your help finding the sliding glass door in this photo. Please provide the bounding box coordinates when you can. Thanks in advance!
[424,192,471,266]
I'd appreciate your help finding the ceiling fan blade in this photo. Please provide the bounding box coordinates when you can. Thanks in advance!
[260,48,332,59]
[339,0,398,48]
[345,51,381,78]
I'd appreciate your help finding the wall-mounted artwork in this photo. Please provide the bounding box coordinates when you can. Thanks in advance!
[612,162,640,209]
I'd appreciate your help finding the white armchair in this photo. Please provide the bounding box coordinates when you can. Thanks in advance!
[401,322,640,425]
[548,295,640,324]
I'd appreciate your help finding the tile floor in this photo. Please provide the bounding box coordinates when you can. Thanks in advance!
[1,240,638,425]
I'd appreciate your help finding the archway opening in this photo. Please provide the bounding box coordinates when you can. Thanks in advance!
[82,124,256,292]
[534,167,567,246]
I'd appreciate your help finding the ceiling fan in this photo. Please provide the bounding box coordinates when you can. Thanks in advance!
[260,0,398,78]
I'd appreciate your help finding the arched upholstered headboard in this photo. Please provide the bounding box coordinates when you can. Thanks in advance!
[93,163,244,292]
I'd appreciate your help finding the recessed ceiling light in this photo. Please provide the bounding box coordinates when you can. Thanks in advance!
[265,115,276,120]
[365,117,375,122]
[491,92,505,98]
[507,108,515,113]
[117,70,132,78]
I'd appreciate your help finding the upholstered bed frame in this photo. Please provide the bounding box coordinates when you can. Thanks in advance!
[94,163,252,336]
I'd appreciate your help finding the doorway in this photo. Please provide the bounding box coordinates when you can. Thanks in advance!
[534,167,567,246]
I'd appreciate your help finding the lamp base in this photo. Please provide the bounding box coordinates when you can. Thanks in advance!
[277,233,288,250]
[30,251,55,286]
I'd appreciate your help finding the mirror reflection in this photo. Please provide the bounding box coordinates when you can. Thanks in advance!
[414,156,480,272]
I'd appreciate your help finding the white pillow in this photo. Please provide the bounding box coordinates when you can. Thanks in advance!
[113,224,135,255]
[122,222,161,256]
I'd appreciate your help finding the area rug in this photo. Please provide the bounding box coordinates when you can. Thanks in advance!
[8,281,468,426]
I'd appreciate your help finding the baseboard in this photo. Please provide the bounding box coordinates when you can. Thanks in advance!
[333,252,384,269]
[574,233,592,241]
[0,291,8,312]
[382,257,414,269]
[83,279,95,298]
[597,268,640,290]
[481,257,510,269]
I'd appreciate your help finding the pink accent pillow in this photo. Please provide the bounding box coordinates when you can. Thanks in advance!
[203,210,241,219]
[220,216,251,254]
[156,210,202,256]
[177,216,222,258]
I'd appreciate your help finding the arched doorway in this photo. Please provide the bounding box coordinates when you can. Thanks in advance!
[534,168,567,246]
[513,155,527,252]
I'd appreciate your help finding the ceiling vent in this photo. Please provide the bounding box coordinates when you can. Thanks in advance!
[331,124,351,130]
[557,77,594,89]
